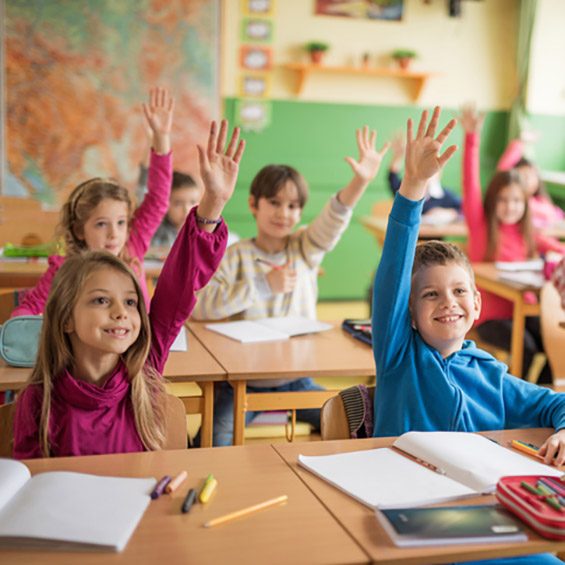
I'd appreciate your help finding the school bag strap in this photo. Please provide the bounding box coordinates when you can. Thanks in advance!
[0,315,42,368]
[338,384,374,439]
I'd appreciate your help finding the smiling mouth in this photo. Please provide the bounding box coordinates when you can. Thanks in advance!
[104,328,129,338]
[434,315,463,323]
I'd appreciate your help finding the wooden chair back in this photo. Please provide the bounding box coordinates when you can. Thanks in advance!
[540,282,565,387]
[0,289,21,324]
[163,393,188,449]
[320,385,375,441]
[0,401,16,458]
[0,196,59,246]
[371,198,393,218]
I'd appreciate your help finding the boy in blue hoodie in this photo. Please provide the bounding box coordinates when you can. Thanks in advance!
[373,107,565,565]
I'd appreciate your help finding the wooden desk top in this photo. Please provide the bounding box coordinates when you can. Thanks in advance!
[188,321,376,381]
[472,263,543,294]
[0,326,226,391]
[163,327,226,382]
[274,428,564,565]
[361,215,468,240]
[1,445,368,565]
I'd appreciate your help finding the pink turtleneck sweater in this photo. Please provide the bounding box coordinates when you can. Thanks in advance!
[463,132,565,323]
[13,208,227,458]
[11,149,172,317]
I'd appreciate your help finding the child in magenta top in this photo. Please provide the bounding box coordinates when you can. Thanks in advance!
[12,87,175,316]
[13,120,245,458]
[497,135,564,230]
[460,104,565,383]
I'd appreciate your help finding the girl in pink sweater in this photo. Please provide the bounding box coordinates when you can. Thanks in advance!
[13,120,245,458]
[460,105,565,383]
[497,136,564,230]
[12,87,175,317]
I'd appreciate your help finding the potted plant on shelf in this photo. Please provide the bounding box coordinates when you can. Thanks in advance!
[305,41,329,65]
[391,49,417,70]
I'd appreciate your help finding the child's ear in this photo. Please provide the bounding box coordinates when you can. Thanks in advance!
[64,319,74,333]
[473,289,482,320]
[248,195,258,216]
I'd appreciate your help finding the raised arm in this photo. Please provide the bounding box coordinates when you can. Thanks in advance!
[459,103,487,261]
[373,107,457,370]
[128,87,175,257]
[148,121,245,371]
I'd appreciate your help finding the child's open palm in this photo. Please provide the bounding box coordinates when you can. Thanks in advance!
[197,120,245,205]
[458,103,484,134]
[142,87,174,138]
[401,107,457,201]
[345,126,390,183]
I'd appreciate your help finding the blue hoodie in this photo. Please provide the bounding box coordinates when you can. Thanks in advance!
[372,194,565,438]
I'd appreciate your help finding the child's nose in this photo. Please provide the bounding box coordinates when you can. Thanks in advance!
[111,303,127,319]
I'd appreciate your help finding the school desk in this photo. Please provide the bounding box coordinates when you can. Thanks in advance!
[274,428,565,565]
[0,259,163,289]
[472,263,542,378]
[0,326,227,448]
[0,445,368,565]
[189,321,376,446]
[360,215,467,247]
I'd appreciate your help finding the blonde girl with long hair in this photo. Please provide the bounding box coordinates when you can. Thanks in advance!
[460,104,565,383]
[13,120,245,458]
[12,87,175,317]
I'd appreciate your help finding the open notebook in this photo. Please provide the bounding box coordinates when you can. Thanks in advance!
[0,459,155,551]
[205,317,333,343]
[298,431,561,509]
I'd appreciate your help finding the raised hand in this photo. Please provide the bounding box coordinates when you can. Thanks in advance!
[142,87,174,155]
[196,120,245,231]
[345,126,390,184]
[400,107,457,202]
[458,103,484,134]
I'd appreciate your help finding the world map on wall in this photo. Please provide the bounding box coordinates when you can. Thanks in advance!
[5,0,219,205]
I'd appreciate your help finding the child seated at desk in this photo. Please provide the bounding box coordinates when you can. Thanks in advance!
[13,120,244,458]
[192,126,389,446]
[373,107,565,565]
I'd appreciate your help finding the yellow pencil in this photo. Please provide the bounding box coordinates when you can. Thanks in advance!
[203,495,288,528]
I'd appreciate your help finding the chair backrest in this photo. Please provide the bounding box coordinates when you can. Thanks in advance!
[540,282,565,386]
[163,393,188,449]
[371,199,393,218]
[0,289,19,324]
[320,385,375,441]
[0,401,16,458]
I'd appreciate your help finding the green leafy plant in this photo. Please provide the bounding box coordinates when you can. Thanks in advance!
[391,49,417,60]
[305,41,330,53]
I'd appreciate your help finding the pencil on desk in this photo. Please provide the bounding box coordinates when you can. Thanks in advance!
[203,495,288,528]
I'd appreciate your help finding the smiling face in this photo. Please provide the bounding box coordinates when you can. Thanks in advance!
[65,266,141,363]
[249,180,303,243]
[410,262,481,358]
[495,183,526,225]
[78,198,129,255]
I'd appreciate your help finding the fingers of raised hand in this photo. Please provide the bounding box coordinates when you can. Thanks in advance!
[436,118,457,147]
[416,109,429,139]
[207,121,218,159]
[424,106,440,139]
[225,126,241,159]
[215,119,228,155]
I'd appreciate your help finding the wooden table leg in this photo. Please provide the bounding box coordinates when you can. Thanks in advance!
[199,382,214,448]
[232,380,247,446]
[510,300,525,377]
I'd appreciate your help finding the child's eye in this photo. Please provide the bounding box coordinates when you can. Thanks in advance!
[92,296,109,305]
[118,219,127,227]
[125,298,138,307]
[95,221,106,228]
[422,291,437,298]
[454,288,467,295]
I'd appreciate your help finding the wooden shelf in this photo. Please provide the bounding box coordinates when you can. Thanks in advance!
[283,63,436,101]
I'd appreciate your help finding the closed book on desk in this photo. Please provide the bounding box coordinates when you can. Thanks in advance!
[0,459,155,551]
[206,317,332,343]
[376,504,527,547]
[298,431,560,509]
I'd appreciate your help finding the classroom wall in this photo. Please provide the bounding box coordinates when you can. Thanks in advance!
[220,0,565,301]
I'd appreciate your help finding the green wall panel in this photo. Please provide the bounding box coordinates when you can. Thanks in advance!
[222,97,565,300]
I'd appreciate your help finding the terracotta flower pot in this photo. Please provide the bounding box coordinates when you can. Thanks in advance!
[309,50,325,65]
[396,57,412,70]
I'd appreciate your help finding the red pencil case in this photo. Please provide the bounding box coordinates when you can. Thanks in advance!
[496,475,565,540]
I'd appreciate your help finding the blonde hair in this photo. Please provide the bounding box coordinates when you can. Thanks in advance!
[58,178,134,261]
[25,251,166,457]
[483,170,536,261]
